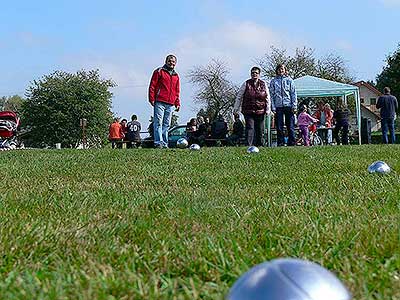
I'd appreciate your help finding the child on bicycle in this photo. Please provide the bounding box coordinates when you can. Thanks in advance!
[297,105,319,146]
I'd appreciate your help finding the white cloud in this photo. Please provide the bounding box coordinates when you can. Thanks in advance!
[169,21,304,119]
[60,21,305,124]
[335,40,353,52]
[173,21,296,78]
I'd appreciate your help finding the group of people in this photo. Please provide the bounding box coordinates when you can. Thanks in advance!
[185,113,245,146]
[296,100,351,146]
[233,64,354,147]
[109,54,397,149]
[108,115,142,149]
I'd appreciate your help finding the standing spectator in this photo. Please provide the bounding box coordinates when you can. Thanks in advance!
[148,54,180,148]
[227,112,245,146]
[313,101,333,128]
[109,117,123,149]
[234,66,270,146]
[376,87,398,144]
[270,64,297,146]
[297,105,318,146]
[313,100,333,144]
[126,114,141,148]
[333,101,350,145]
[324,103,334,144]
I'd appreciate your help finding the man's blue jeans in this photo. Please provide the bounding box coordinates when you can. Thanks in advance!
[275,107,296,146]
[154,101,174,147]
[381,118,396,144]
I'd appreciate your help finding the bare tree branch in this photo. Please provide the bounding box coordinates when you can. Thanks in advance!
[187,59,238,120]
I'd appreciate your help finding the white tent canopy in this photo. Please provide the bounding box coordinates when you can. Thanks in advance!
[266,75,361,145]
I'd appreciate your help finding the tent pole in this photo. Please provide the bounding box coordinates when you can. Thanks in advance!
[267,113,271,147]
[355,89,361,145]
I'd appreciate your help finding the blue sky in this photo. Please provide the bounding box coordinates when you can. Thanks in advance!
[1,0,399,125]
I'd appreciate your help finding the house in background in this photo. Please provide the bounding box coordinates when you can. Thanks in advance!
[353,81,382,113]
[353,81,382,132]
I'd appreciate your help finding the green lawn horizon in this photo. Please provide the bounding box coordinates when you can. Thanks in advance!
[0,145,399,299]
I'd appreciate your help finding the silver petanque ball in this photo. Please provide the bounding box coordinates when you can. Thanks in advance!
[176,138,189,149]
[247,146,259,154]
[228,258,351,300]
[189,143,201,151]
[368,161,391,174]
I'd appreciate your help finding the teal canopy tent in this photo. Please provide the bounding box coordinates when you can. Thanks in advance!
[266,75,361,146]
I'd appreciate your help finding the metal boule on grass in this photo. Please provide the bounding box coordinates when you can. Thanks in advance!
[368,161,391,174]
[228,258,351,300]
[176,138,189,149]
[247,146,259,154]
[189,143,200,151]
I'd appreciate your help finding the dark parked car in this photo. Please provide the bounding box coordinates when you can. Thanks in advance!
[141,124,187,148]
[168,125,187,148]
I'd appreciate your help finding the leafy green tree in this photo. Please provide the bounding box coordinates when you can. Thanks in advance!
[5,95,25,113]
[376,43,400,101]
[23,69,116,148]
[0,95,25,113]
[0,97,6,111]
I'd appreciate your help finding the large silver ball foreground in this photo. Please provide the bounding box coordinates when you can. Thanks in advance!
[247,146,259,154]
[189,143,201,151]
[368,161,391,174]
[176,138,189,149]
[228,258,351,300]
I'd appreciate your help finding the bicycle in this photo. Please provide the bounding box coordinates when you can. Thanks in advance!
[296,124,323,146]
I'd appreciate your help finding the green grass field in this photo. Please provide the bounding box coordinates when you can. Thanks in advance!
[0,145,399,300]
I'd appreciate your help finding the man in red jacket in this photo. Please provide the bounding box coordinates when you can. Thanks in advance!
[148,54,180,148]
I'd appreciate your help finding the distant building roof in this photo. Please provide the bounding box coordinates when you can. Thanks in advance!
[353,81,383,97]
